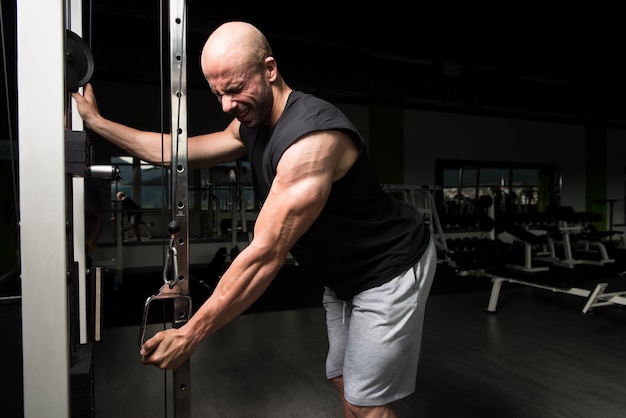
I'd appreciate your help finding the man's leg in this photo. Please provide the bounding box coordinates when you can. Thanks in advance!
[330,376,355,418]
[330,375,397,418]
[323,289,355,417]
[336,238,437,417]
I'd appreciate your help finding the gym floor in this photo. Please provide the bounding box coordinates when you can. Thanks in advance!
[91,259,626,418]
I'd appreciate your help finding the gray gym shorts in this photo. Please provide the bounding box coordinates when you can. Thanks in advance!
[323,237,436,406]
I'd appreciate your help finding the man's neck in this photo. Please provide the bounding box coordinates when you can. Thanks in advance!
[268,81,293,127]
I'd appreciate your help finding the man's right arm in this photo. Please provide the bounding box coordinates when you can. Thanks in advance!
[72,83,246,168]
[72,83,171,163]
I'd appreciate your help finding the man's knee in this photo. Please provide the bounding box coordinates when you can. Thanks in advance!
[330,375,344,391]
[330,376,397,418]
[344,401,396,418]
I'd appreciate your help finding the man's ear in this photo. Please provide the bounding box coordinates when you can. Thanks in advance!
[265,56,277,82]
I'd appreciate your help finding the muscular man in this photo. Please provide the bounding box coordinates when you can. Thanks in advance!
[73,21,436,418]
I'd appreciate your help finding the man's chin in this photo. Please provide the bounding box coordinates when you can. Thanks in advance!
[238,117,258,128]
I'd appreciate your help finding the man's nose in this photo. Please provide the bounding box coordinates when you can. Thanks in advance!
[221,95,236,113]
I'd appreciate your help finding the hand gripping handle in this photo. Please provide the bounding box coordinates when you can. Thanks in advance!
[138,283,193,347]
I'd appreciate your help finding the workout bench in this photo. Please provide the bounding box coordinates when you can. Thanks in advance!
[502,223,550,272]
[485,275,626,315]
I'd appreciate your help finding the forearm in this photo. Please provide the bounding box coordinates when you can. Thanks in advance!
[87,114,172,164]
[183,245,285,344]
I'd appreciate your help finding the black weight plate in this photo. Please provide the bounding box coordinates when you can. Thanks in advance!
[66,29,94,92]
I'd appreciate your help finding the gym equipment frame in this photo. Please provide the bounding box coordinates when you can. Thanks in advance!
[17,0,192,416]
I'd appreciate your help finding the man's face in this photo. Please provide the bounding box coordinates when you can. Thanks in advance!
[205,65,273,128]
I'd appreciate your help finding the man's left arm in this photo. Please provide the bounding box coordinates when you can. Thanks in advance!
[139,130,357,369]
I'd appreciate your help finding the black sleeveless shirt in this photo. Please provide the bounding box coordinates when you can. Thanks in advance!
[240,91,430,300]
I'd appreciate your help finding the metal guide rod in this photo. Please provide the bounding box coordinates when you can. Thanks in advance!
[68,0,88,346]
[169,0,191,416]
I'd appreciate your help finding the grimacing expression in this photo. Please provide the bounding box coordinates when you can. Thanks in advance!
[205,58,274,128]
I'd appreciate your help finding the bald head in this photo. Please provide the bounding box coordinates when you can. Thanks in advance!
[200,21,288,128]
[201,21,272,75]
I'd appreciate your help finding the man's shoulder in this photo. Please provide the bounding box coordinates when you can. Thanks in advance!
[285,91,343,123]
[289,90,331,108]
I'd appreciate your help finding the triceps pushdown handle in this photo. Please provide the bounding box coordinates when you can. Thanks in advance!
[139,284,193,347]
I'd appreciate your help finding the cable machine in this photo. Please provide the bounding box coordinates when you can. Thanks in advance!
[18,2,68,416]
[16,0,191,416]
[154,0,192,415]
[137,0,193,416]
